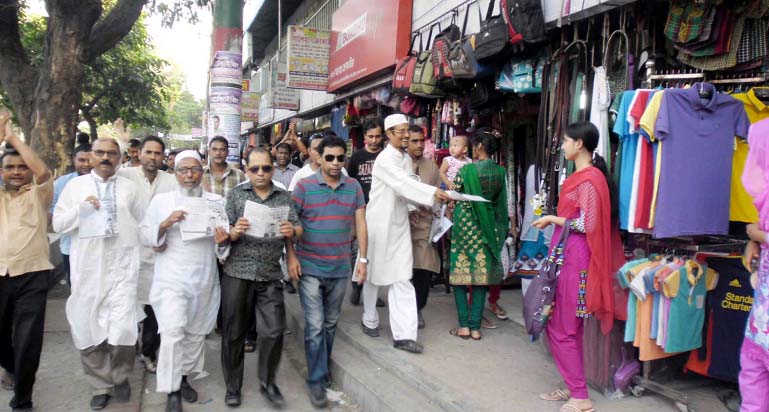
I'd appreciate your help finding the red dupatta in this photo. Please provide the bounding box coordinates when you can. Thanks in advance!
[558,166,623,334]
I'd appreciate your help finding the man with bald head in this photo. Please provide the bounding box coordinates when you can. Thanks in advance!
[53,138,145,411]
[140,151,230,412]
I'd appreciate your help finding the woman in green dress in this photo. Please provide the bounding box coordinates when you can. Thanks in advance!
[449,128,509,340]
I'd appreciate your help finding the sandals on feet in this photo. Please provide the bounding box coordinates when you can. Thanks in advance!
[559,404,594,412]
[470,330,482,340]
[449,328,470,340]
[539,389,570,401]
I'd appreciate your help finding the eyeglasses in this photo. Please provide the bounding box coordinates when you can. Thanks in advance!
[248,165,273,173]
[93,150,120,158]
[323,154,345,162]
[176,167,204,175]
[388,128,409,136]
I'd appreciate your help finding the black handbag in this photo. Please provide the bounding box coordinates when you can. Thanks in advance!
[468,79,501,110]
[473,0,510,61]
[448,3,480,79]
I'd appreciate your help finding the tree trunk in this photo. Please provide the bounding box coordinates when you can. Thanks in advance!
[82,109,99,140]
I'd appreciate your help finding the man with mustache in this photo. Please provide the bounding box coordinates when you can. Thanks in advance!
[53,138,145,410]
[50,144,92,286]
[117,136,178,374]
[140,150,229,412]
[0,111,53,412]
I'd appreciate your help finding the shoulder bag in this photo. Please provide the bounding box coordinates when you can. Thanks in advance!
[501,0,547,46]
[522,220,571,341]
[473,0,510,62]
[431,12,462,80]
[410,24,446,98]
[604,29,631,99]
[393,32,423,94]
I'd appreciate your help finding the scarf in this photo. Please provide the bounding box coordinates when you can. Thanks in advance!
[743,120,769,234]
[558,166,622,334]
[460,160,508,261]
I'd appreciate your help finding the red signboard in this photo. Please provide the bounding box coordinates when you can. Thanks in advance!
[326,0,413,93]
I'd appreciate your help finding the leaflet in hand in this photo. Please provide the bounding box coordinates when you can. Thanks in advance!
[430,204,453,242]
[243,200,290,238]
[179,197,229,241]
[445,190,490,202]
[79,200,118,239]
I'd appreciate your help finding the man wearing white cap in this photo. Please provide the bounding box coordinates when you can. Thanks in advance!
[361,114,450,353]
[53,138,145,410]
[117,136,177,374]
[140,150,230,412]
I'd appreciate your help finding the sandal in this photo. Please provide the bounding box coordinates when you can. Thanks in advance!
[559,402,594,412]
[489,304,508,320]
[449,327,470,340]
[470,330,482,340]
[539,389,570,401]
[244,341,256,353]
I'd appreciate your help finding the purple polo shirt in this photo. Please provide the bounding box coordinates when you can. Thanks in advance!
[653,83,750,238]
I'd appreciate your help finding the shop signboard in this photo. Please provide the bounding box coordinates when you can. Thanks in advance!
[241,92,260,122]
[270,62,300,111]
[326,0,413,92]
[287,26,332,90]
[259,93,274,124]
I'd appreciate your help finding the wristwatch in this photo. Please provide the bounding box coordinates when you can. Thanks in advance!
[358,258,369,264]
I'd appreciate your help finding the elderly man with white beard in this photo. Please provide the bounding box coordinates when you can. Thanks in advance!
[139,151,230,412]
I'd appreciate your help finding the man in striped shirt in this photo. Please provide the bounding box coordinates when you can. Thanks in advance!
[290,136,367,408]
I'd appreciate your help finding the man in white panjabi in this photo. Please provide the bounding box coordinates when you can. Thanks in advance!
[52,138,144,411]
[140,151,230,412]
[361,114,450,354]
[117,136,177,373]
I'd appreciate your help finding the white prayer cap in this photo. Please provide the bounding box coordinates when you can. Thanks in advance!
[174,150,202,167]
[384,114,409,130]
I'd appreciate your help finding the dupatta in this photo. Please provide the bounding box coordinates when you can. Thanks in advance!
[558,166,620,334]
[460,160,508,261]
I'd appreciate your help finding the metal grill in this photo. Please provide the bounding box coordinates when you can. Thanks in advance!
[303,0,341,30]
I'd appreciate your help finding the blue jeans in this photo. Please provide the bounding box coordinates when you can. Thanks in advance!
[298,275,348,388]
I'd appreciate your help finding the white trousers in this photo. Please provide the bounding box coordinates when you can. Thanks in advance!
[156,329,205,393]
[362,280,418,341]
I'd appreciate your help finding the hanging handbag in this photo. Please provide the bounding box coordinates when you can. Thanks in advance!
[604,29,631,99]
[613,346,641,391]
[448,4,479,79]
[410,24,446,98]
[501,0,547,46]
[431,12,461,80]
[496,52,546,94]
[522,220,571,341]
[468,79,501,110]
[473,0,511,62]
[393,32,423,94]
[400,95,423,117]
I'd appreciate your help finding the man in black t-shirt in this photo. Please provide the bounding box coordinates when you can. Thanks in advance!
[348,119,384,305]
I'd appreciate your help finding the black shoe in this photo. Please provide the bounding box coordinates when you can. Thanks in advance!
[11,401,33,412]
[309,385,328,408]
[180,376,198,403]
[349,283,362,305]
[260,382,285,406]
[393,339,423,354]
[166,392,183,412]
[361,321,380,338]
[417,310,425,329]
[376,298,386,307]
[225,391,241,407]
[90,394,110,410]
[113,381,131,402]
[284,281,297,294]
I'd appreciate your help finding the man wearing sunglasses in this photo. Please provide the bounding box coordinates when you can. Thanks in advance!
[287,132,347,192]
[361,114,451,354]
[290,136,367,407]
[220,148,300,408]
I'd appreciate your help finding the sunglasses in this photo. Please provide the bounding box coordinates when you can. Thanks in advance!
[323,154,345,162]
[248,165,273,173]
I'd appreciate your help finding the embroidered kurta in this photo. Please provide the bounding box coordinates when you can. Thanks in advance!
[53,172,144,350]
[367,145,437,286]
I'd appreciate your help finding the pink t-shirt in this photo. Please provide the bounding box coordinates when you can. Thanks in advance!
[446,156,471,182]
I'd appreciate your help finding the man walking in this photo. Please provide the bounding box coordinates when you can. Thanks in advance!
[347,119,384,305]
[203,136,247,199]
[288,133,347,191]
[0,112,53,412]
[272,143,299,189]
[221,148,300,407]
[51,144,92,285]
[361,114,449,354]
[118,136,177,373]
[53,138,145,410]
[291,136,367,407]
[406,126,442,329]
[140,151,230,412]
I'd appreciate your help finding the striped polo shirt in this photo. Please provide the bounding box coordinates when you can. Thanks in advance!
[292,170,365,278]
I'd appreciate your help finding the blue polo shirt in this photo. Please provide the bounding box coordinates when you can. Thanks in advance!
[292,170,365,278]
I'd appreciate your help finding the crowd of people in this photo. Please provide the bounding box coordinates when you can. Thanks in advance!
[4,107,766,412]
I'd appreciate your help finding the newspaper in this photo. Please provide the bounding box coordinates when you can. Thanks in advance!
[178,197,229,242]
[79,200,118,239]
[243,200,290,238]
[430,204,453,242]
[446,190,490,202]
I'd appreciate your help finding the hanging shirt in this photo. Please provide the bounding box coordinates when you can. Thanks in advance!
[613,91,640,230]
[664,261,714,353]
[729,88,769,222]
[53,172,145,350]
[140,190,226,336]
[589,67,611,162]
[639,91,665,228]
[653,83,750,238]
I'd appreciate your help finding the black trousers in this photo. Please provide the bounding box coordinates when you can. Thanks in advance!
[0,270,48,409]
[141,305,160,362]
[412,269,435,311]
[63,254,71,286]
[221,275,285,393]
